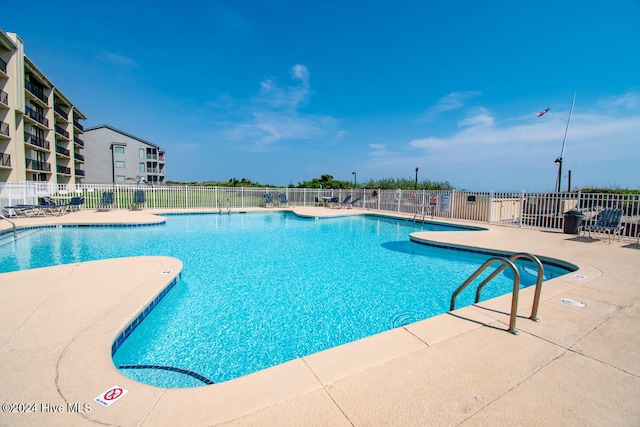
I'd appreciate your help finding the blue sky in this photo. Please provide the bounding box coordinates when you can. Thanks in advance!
[4,0,639,191]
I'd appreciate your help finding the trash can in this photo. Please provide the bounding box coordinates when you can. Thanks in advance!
[563,210,584,234]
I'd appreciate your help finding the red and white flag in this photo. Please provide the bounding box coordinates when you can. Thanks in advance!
[537,107,550,117]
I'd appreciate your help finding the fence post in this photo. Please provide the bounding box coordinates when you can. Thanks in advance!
[519,190,525,227]
[488,190,494,224]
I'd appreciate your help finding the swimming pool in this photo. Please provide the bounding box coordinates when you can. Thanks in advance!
[0,212,574,388]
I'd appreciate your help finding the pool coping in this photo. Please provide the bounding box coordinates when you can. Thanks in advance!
[1,206,639,426]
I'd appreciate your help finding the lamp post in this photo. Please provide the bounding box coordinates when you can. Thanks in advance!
[352,171,356,188]
[415,167,419,190]
[554,157,562,193]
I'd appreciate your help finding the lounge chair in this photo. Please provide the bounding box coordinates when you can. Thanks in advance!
[37,197,65,216]
[579,208,624,244]
[347,197,362,209]
[264,193,274,208]
[278,193,289,207]
[335,195,351,208]
[63,196,85,212]
[130,190,145,210]
[3,204,38,217]
[327,196,339,208]
[98,191,115,211]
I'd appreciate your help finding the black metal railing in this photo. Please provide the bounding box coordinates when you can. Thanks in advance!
[0,89,8,105]
[73,120,84,131]
[0,152,10,167]
[25,158,51,172]
[57,165,71,175]
[24,131,50,150]
[0,57,7,74]
[74,168,85,177]
[55,124,69,138]
[24,79,48,104]
[56,145,70,157]
[0,120,9,137]
[25,105,49,127]
[54,104,69,120]
[74,152,84,161]
[74,136,84,147]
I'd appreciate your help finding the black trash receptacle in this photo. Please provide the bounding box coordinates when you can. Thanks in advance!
[563,210,584,234]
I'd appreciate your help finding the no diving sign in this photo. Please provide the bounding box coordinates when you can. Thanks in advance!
[94,385,129,407]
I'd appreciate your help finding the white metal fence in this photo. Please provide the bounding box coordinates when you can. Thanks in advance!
[1,182,639,240]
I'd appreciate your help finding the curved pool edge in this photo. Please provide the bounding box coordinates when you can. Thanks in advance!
[1,208,638,425]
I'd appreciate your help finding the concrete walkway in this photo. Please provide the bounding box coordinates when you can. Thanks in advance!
[0,207,638,426]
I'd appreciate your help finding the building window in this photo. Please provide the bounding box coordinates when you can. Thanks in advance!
[114,146,125,154]
[116,175,126,182]
[139,162,145,172]
[115,161,125,168]
[139,148,145,159]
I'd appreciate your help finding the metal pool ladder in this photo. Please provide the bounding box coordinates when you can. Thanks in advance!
[0,214,17,239]
[450,253,545,335]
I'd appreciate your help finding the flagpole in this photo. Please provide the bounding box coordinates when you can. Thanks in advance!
[555,91,576,192]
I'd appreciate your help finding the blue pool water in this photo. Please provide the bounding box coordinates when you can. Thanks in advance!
[0,212,574,388]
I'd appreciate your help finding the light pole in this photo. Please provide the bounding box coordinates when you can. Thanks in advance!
[415,167,419,190]
[352,171,356,188]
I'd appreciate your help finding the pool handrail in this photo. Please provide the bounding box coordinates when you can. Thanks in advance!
[450,257,521,335]
[0,213,17,239]
[473,252,545,322]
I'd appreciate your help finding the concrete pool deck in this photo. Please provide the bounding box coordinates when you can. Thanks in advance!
[0,207,638,426]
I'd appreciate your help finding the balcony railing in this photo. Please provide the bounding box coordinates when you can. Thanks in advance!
[57,165,71,175]
[73,120,84,131]
[74,168,85,177]
[0,152,10,167]
[74,152,84,161]
[54,104,69,120]
[0,120,9,137]
[74,136,84,147]
[25,105,49,127]
[24,131,50,150]
[146,167,159,173]
[56,145,70,157]
[0,57,6,74]
[0,89,8,106]
[146,154,158,160]
[25,80,48,104]
[55,125,69,138]
[25,158,51,172]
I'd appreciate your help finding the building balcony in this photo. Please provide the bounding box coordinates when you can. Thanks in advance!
[25,105,49,128]
[0,89,8,107]
[0,120,9,138]
[54,104,69,121]
[146,167,159,174]
[74,136,84,147]
[24,131,50,151]
[55,124,70,139]
[0,58,6,76]
[0,152,11,168]
[56,145,70,157]
[74,152,84,162]
[74,168,85,177]
[25,80,49,105]
[25,158,51,172]
[146,154,158,160]
[73,120,84,132]
[56,165,71,175]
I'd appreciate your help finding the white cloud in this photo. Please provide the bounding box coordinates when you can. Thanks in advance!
[96,50,137,67]
[421,91,481,121]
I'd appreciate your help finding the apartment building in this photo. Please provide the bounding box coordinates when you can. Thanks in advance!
[82,125,165,184]
[0,29,86,184]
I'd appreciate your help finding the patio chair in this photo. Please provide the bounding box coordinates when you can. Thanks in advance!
[130,190,146,210]
[63,196,85,212]
[336,195,352,208]
[579,208,624,244]
[264,193,274,208]
[278,193,289,207]
[98,191,115,211]
[347,197,362,209]
[37,197,66,216]
[327,196,339,208]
